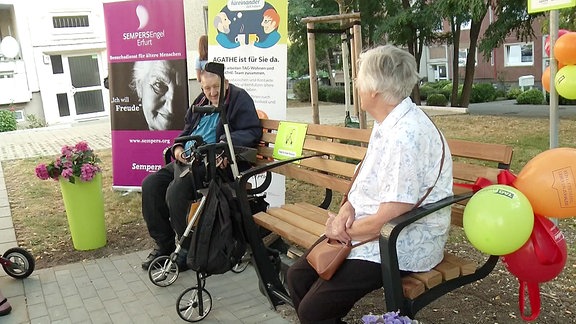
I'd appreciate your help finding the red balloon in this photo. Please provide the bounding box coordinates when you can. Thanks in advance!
[544,29,569,57]
[502,215,567,321]
[502,215,566,283]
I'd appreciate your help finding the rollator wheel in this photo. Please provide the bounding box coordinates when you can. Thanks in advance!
[176,287,212,322]
[148,255,179,287]
[231,251,251,273]
[2,247,35,279]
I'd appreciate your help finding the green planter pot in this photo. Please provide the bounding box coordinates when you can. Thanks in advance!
[59,173,107,250]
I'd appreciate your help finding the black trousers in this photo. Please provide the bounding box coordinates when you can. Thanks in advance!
[141,161,205,250]
[286,243,383,324]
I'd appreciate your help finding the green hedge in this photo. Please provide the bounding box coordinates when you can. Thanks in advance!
[470,83,497,103]
[293,79,311,102]
[426,93,448,106]
[0,109,17,132]
[516,89,544,104]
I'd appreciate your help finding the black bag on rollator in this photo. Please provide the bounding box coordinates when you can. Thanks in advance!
[187,175,246,275]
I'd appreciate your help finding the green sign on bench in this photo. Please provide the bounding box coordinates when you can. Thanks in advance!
[272,121,308,162]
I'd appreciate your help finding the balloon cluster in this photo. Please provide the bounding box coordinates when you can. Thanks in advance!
[462,148,574,320]
[542,30,576,99]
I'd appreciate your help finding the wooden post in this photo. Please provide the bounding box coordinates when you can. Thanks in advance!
[307,22,320,125]
[352,23,366,128]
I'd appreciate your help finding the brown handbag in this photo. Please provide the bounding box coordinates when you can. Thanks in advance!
[306,236,374,280]
[306,118,446,280]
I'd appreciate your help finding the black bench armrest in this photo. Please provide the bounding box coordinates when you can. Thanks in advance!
[237,154,322,193]
[379,192,474,313]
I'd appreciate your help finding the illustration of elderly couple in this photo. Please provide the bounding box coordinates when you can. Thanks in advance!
[214,8,280,49]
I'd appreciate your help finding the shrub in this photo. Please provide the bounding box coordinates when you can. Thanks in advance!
[318,86,328,102]
[439,83,463,101]
[507,87,523,99]
[0,109,17,132]
[516,89,544,104]
[545,93,576,105]
[495,89,507,99]
[426,93,448,106]
[325,87,346,103]
[470,83,497,103]
[26,114,47,129]
[293,79,311,102]
[419,85,437,101]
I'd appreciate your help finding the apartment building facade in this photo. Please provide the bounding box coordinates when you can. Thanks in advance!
[0,0,208,126]
[423,7,547,89]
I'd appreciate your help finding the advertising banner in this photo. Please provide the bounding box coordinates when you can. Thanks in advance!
[104,0,188,190]
[208,0,288,206]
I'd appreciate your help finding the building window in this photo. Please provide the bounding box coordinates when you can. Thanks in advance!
[50,55,64,74]
[459,48,478,67]
[431,64,448,81]
[52,15,90,28]
[460,20,471,30]
[12,110,24,122]
[505,43,533,66]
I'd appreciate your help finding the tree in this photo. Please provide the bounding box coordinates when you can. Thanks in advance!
[435,0,543,107]
[380,0,442,104]
[287,0,342,79]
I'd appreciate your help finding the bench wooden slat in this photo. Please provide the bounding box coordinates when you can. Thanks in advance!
[253,211,320,249]
[409,269,443,289]
[448,139,513,164]
[443,253,477,276]
[294,202,334,216]
[433,260,461,281]
[450,206,465,227]
[453,162,501,183]
[299,157,357,178]
[272,164,350,193]
[304,138,367,160]
[266,208,326,237]
[281,204,329,225]
[261,119,371,143]
[402,276,426,299]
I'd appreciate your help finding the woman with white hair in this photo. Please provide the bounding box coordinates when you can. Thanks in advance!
[286,45,454,323]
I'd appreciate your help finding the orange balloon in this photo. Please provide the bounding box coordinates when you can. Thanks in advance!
[542,67,551,92]
[513,148,576,218]
[542,63,566,93]
[554,32,576,65]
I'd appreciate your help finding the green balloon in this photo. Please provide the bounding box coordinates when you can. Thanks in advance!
[463,185,534,255]
[555,65,576,100]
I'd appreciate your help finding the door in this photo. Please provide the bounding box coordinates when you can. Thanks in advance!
[51,53,107,121]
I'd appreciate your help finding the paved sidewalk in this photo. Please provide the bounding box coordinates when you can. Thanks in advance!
[0,103,464,323]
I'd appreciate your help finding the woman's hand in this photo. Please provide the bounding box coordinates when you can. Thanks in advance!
[325,212,351,243]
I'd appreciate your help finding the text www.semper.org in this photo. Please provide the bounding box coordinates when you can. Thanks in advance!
[129,138,171,144]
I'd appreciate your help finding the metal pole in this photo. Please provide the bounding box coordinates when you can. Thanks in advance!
[549,9,559,226]
[549,10,559,149]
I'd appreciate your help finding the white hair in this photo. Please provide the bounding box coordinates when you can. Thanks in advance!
[356,45,420,104]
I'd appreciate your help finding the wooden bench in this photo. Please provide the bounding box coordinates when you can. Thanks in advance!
[236,118,514,318]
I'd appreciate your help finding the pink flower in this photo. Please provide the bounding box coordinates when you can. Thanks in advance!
[80,163,99,181]
[35,164,50,180]
[36,141,101,183]
[61,168,73,179]
[75,141,90,152]
[61,145,74,157]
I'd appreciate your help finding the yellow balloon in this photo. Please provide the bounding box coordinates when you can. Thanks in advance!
[555,66,576,100]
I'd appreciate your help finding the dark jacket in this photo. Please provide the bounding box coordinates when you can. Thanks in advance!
[178,83,262,147]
